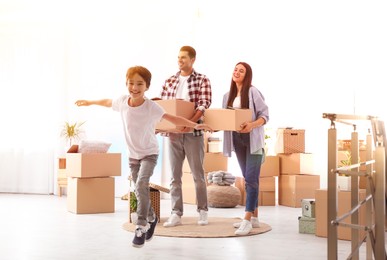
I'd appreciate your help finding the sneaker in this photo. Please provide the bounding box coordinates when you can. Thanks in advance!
[197,210,208,225]
[145,216,158,242]
[234,220,253,236]
[233,217,260,228]
[132,226,147,248]
[163,213,181,227]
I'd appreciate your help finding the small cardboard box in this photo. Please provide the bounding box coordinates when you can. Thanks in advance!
[66,145,121,178]
[301,198,316,218]
[261,155,280,177]
[67,177,115,214]
[155,99,195,132]
[279,153,315,175]
[298,216,316,234]
[204,108,252,131]
[275,129,305,154]
[315,189,367,241]
[279,174,320,207]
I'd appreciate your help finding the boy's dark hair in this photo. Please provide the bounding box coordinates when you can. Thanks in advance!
[126,66,152,88]
[180,46,196,59]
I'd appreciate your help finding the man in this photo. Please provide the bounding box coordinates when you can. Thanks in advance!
[160,46,212,227]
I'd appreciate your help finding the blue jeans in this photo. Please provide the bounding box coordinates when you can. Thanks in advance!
[232,132,263,213]
[129,154,158,226]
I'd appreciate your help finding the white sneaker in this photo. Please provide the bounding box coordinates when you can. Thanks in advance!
[163,213,181,227]
[233,217,260,228]
[198,210,208,225]
[235,219,253,236]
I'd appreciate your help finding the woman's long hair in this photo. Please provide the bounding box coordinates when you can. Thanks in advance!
[226,62,253,109]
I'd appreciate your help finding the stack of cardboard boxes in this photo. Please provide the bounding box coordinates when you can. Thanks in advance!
[276,129,320,208]
[65,145,121,214]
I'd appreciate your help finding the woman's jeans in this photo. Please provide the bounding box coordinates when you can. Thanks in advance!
[233,132,263,213]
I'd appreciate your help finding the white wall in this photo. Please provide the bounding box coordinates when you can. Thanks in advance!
[0,0,386,195]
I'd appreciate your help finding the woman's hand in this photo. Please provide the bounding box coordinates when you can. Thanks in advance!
[239,122,253,133]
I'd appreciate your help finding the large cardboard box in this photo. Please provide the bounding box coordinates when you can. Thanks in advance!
[279,175,320,207]
[261,155,280,177]
[66,145,121,178]
[275,129,305,154]
[279,153,315,175]
[204,108,252,131]
[155,99,195,132]
[315,189,367,241]
[67,177,115,214]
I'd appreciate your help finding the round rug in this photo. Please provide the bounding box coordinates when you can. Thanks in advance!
[122,217,271,238]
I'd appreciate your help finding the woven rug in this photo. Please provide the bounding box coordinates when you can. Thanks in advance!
[122,217,271,238]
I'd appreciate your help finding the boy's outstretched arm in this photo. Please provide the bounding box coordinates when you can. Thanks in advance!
[75,99,112,107]
[162,113,213,132]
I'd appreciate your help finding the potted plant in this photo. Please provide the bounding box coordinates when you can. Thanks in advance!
[60,121,86,147]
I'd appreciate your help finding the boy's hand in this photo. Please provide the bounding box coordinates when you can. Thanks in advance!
[194,124,213,132]
[75,100,89,106]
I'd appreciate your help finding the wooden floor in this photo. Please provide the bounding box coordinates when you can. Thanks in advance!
[0,193,377,260]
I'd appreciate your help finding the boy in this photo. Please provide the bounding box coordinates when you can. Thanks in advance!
[75,66,211,248]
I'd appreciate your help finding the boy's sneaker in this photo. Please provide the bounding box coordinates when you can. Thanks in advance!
[145,216,158,241]
[197,210,208,225]
[132,226,147,248]
[233,217,260,228]
[235,219,253,236]
[163,213,181,227]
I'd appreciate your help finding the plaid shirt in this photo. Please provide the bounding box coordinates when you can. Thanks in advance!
[160,69,212,136]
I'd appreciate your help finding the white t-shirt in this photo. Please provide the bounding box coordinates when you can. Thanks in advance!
[232,96,241,108]
[112,95,165,159]
[176,75,190,100]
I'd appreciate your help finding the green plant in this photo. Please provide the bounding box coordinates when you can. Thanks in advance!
[129,192,137,212]
[60,121,85,146]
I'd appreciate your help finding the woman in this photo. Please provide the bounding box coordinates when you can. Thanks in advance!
[222,62,269,235]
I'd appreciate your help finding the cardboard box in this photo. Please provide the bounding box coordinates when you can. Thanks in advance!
[279,175,320,207]
[260,177,275,192]
[301,199,316,218]
[298,216,316,234]
[258,191,276,206]
[155,99,195,132]
[260,155,280,177]
[279,153,315,175]
[275,129,305,154]
[67,177,115,214]
[235,177,276,206]
[204,108,252,131]
[315,189,367,241]
[182,172,197,204]
[66,145,121,178]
